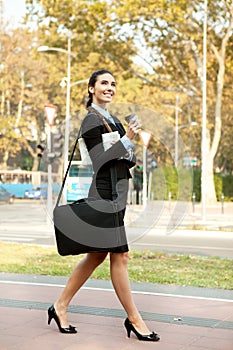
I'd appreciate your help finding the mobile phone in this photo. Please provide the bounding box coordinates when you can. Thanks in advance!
[125,114,136,123]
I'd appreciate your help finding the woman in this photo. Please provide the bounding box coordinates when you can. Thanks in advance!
[48,69,160,342]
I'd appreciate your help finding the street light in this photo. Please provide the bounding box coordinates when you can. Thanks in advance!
[44,104,57,221]
[38,38,73,183]
[201,0,208,221]
[60,77,88,88]
[38,38,87,203]
[139,130,152,208]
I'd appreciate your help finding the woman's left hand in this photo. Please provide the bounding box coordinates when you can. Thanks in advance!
[126,120,142,140]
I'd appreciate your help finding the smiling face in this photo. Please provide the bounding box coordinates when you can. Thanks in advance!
[89,73,116,108]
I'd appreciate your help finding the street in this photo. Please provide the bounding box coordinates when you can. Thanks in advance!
[0,200,233,259]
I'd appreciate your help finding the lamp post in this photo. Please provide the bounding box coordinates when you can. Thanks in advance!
[139,130,152,208]
[60,77,88,88]
[201,0,208,221]
[44,104,57,221]
[38,38,74,181]
[175,95,179,168]
[38,39,87,203]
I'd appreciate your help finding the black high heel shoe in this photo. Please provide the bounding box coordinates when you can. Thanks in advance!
[48,305,77,334]
[124,318,160,342]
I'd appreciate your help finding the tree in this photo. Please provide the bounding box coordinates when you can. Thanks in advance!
[110,0,233,203]
[20,0,233,192]
[0,27,60,170]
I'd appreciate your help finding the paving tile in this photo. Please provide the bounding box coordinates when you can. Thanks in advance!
[1,276,233,350]
[195,336,233,350]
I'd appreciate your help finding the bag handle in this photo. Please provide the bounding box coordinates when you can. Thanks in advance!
[55,107,117,207]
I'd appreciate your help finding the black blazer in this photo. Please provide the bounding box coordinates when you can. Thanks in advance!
[81,110,136,180]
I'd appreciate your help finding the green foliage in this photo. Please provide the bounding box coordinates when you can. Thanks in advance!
[20,152,34,171]
[151,166,193,201]
[151,167,232,202]
[151,167,167,200]
[192,169,201,202]
[164,167,178,199]
[214,175,223,202]
[222,175,233,201]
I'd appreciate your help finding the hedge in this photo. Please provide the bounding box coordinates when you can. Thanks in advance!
[150,167,233,202]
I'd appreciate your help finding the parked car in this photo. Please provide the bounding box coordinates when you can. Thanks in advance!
[0,185,15,204]
[24,187,47,199]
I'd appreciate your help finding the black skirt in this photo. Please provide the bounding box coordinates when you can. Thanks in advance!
[88,177,129,253]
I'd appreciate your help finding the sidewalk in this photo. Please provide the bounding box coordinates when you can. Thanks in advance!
[125,201,233,231]
[0,273,233,350]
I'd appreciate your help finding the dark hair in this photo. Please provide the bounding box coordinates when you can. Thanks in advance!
[86,69,114,108]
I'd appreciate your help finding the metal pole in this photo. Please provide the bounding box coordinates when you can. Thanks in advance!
[175,95,179,168]
[63,36,71,203]
[47,125,53,221]
[142,145,147,208]
[221,193,224,214]
[148,171,152,201]
[201,0,207,221]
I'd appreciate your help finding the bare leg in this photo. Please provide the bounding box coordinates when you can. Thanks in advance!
[110,252,151,334]
[54,252,108,328]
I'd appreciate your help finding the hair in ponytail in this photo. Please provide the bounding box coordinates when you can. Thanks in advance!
[86,69,113,108]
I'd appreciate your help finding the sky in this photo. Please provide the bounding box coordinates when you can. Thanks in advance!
[3,0,26,26]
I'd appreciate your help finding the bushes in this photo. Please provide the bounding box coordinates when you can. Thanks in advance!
[151,166,192,201]
[214,175,223,202]
[150,167,233,202]
[222,175,233,201]
[192,169,201,202]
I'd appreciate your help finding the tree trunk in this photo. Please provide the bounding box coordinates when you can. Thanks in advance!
[1,150,9,169]
[204,8,233,204]
[32,157,40,172]
[205,154,217,204]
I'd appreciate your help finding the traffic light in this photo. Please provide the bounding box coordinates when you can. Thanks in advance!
[37,144,46,158]
[51,132,63,158]
[37,143,46,170]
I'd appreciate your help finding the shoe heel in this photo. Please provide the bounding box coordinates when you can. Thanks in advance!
[124,318,131,338]
[48,315,52,325]
[126,328,131,338]
[48,309,52,325]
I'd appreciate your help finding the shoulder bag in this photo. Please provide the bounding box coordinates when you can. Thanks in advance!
[53,111,126,256]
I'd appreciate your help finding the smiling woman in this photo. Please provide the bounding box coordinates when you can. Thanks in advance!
[49,69,160,341]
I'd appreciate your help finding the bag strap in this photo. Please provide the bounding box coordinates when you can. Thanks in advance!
[55,107,117,207]
[87,106,113,133]
[55,129,81,207]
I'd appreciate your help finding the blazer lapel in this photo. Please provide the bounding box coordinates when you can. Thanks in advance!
[111,117,125,136]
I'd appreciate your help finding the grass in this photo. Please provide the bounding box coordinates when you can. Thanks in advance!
[0,242,232,290]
